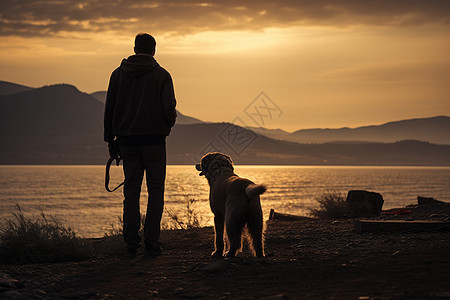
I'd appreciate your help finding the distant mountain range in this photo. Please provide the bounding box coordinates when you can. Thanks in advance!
[0,81,33,96]
[0,80,449,165]
[249,116,450,144]
[90,86,450,145]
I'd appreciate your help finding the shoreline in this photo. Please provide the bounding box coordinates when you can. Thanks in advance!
[1,207,449,299]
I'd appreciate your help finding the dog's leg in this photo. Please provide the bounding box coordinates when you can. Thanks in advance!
[211,214,224,257]
[247,201,265,257]
[224,207,246,258]
[247,219,264,257]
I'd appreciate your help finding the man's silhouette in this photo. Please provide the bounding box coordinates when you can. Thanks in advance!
[104,33,177,257]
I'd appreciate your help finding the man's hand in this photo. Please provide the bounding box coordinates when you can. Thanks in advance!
[108,140,120,159]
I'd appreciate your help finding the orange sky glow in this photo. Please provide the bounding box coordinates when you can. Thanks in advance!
[0,0,449,131]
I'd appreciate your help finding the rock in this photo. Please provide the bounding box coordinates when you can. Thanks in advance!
[418,196,445,205]
[346,190,384,217]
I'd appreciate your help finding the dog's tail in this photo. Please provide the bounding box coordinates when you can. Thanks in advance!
[245,184,267,198]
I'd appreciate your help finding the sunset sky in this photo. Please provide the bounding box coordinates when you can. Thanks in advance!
[0,0,449,131]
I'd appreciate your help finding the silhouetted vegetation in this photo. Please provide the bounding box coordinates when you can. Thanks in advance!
[104,197,203,235]
[104,216,124,237]
[165,197,202,230]
[0,204,92,264]
[309,191,351,219]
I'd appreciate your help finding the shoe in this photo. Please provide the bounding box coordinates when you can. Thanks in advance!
[145,241,162,257]
[123,244,141,258]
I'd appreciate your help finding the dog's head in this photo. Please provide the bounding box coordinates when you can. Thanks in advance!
[195,152,234,181]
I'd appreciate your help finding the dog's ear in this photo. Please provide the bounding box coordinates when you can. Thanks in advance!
[195,163,205,176]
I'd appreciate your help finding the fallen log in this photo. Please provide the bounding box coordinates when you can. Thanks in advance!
[354,220,450,233]
[269,209,312,221]
[417,196,446,205]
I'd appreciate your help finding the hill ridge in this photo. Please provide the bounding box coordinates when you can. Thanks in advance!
[0,81,449,165]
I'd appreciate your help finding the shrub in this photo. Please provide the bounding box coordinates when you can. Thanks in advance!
[104,214,149,237]
[165,197,202,230]
[104,196,203,234]
[0,204,92,264]
[104,216,124,237]
[309,191,351,219]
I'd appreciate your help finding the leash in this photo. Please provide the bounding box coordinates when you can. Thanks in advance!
[105,156,124,192]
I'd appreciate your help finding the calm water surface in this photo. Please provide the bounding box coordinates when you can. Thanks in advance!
[1,165,449,237]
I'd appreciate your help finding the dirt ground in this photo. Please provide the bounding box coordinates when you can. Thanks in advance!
[1,209,450,299]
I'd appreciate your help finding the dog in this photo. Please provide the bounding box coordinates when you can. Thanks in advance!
[196,152,266,258]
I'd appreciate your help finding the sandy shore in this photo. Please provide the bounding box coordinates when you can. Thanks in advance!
[1,210,450,299]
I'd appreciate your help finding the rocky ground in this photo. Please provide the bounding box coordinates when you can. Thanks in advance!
[1,205,450,299]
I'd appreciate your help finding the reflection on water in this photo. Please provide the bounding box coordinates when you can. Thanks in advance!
[1,165,449,237]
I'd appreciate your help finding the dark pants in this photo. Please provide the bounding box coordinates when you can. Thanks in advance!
[120,144,166,250]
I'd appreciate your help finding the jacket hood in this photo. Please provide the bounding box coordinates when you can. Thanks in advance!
[120,54,159,77]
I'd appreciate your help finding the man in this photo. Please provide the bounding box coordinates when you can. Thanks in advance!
[104,33,177,257]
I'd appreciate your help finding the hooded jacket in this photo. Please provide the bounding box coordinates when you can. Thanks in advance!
[104,54,177,143]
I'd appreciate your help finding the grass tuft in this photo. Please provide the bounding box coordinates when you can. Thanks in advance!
[104,216,124,237]
[0,204,92,264]
[309,190,351,219]
[165,197,202,230]
[104,196,203,236]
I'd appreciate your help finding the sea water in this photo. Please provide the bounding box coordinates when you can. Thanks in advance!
[0,165,449,237]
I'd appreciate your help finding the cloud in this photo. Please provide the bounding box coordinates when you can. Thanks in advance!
[317,61,450,83]
[0,0,449,38]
